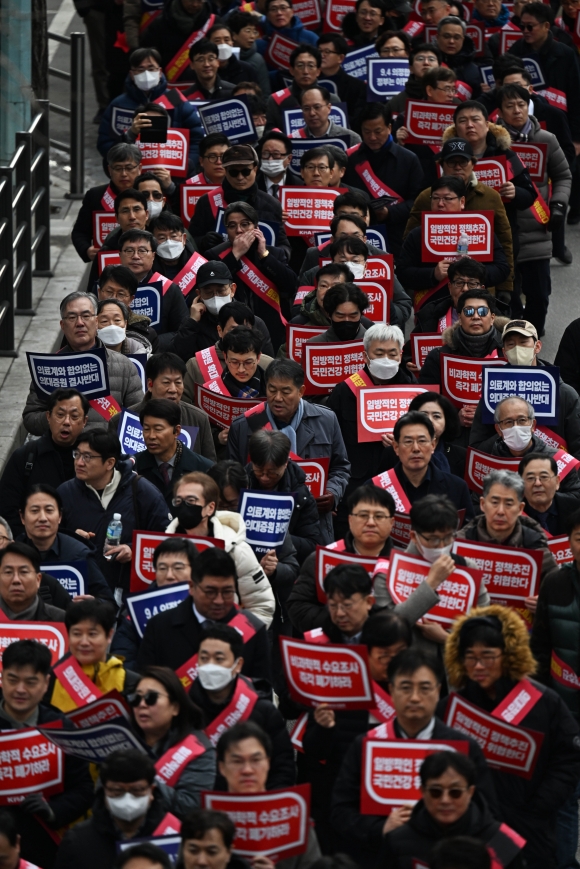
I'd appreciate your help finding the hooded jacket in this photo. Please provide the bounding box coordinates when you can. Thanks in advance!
[418,317,509,387]
[256,15,318,64]
[166,510,275,627]
[443,604,580,869]
[438,35,482,98]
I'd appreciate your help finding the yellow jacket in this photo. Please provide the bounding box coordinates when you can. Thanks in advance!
[51,655,128,712]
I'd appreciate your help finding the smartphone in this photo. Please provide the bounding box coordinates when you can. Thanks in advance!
[140,115,168,144]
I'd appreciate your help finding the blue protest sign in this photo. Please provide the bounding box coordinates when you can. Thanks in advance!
[27,347,110,400]
[522,58,545,89]
[318,78,339,95]
[239,489,295,555]
[367,58,410,101]
[41,561,86,597]
[314,232,332,247]
[38,721,146,763]
[198,96,257,144]
[118,409,199,455]
[342,44,378,81]
[126,353,148,392]
[367,226,388,252]
[111,106,134,137]
[131,282,162,329]
[259,221,277,246]
[480,65,495,88]
[118,836,181,864]
[481,365,560,425]
[127,583,190,638]
[290,136,349,173]
[283,103,349,137]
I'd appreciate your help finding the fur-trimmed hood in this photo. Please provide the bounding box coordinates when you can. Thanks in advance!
[441,316,510,348]
[442,123,512,152]
[445,604,537,689]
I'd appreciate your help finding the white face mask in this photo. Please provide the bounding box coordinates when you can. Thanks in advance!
[98,325,126,345]
[197,661,239,691]
[348,261,366,280]
[504,344,536,366]
[255,125,265,140]
[147,200,163,218]
[261,158,286,177]
[368,357,400,380]
[204,294,231,315]
[418,542,453,563]
[502,425,533,452]
[133,69,161,91]
[218,43,239,60]
[157,239,184,260]
[106,792,151,822]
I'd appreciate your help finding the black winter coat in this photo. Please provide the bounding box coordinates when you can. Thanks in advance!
[391,461,474,519]
[439,36,482,97]
[140,2,217,84]
[170,308,274,363]
[184,75,236,100]
[374,440,467,481]
[319,67,367,125]
[20,531,114,603]
[71,182,120,262]
[555,317,580,396]
[134,443,214,510]
[525,492,580,537]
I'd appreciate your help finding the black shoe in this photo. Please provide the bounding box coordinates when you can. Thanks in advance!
[554,246,573,264]
[567,209,580,225]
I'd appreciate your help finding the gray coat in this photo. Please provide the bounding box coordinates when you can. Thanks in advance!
[22,340,144,435]
[147,727,216,818]
[300,119,361,148]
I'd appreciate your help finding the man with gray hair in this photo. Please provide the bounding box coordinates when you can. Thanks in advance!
[457,468,558,583]
[328,323,418,537]
[71,143,143,263]
[22,291,144,436]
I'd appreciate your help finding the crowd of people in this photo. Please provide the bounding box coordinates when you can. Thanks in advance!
[9,0,580,865]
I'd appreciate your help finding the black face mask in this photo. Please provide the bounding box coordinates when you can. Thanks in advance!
[175,503,204,529]
[333,319,360,340]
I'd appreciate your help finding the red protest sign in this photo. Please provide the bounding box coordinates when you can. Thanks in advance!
[500,29,522,52]
[302,340,365,395]
[0,623,67,684]
[202,785,311,860]
[266,33,299,70]
[293,457,329,498]
[195,383,261,428]
[66,691,131,729]
[387,549,479,625]
[473,156,508,191]
[324,0,357,30]
[361,739,470,814]
[453,538,542,605]
[510,143,547,181]
[92,212,119,249]
[130,530,224,591]
[280,187,343,236]
[537,87,567,111]
[411,333,443,369]
[358,280,390,322]
[181,184,218,223]
[280,637,374,708]
[137,129,190,178]
[535,425,567,451]
[98,251,121,274]
[0,730,64,804]
[287,324,326,362]
[357,385,439,442]
[363,254,394,284]
[315,545,380,603]
[294,0,321,27]
[440,354,507,407]
[547,534,574,566]
[465,21,484,55]
[464,447,521,492]
[390,513,412,548]
[405,100,457,145]
[421,211,495,261]
[445,694,542,778]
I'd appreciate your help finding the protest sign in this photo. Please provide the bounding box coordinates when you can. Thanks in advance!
[199,97,257,145]
[522,58,545,88]
[302,340,365,395]
[325,0,356,29]
[440,354,507,407]
[118,836,181,864]
[360,739,469,814]
[287,324,327,362]
[98,251,121,274]
[411,333,443,370]
[280,637,374,708]
[130,531,224,591]
[536,87,567,111]
[181,184,218,223]
[117,409,199,456]
[27,348,110,400]
[340,44,377,79]
[132,283,162,329]
[315,545,380,603]
[195,384,261,428]
[363,255,393,283]
[510,143,547,181]
[67,691,132,729]
[126,353,147,392]
[292,457,329,498]
[464,447,521,493]
[445,694,542,778]
[366,226,388,252]
[266,33,299,70]
[92,212,119,249]
[357,386,438,442]
[290,713,308,752]
[480,65,495,88]
[0,730,63,804]
[357,280,390,322]
[111,106,134,137]
[472,156,508,191]
[453,539,542,609]
[40,561,86,597]
[481,365,560,425]
[405,101,457,145]
[137,129,189,177]
[387,549,479,626]
[390,513,412,549]
[289,138,348,173]
[293,0,321,27]
[421,212,495,261]
[367,58,410,101]
[202,785,311,860]
[500,29,523,52]
[0,622,67,683]
[127,583,191,638]
[547,535,574,566]
[280,187,344,236]
[239,490,295,556]
[39,720,146,764]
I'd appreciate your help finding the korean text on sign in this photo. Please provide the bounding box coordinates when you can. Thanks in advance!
[280,637,374,709]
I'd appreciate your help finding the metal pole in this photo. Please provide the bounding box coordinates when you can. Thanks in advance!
[14,132,34,315]
[0,175,16,356]
[67,31,85,199]
[32,100,52,276]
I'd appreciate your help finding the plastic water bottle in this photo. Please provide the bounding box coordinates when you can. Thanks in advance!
[104,513,122,559]
[457,232,469,258]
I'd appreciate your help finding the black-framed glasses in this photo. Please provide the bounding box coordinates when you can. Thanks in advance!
[226,166,253,178]
[203,153,225,163]
[127,690,169,707]
[144,190,164,200]
[462,305,489,317]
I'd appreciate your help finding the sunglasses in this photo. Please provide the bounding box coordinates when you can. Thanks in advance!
[521,22,537,29]
[226,166,253,178]
[462,305,489,317]
[426,786,469,800]
[127,690,167,707]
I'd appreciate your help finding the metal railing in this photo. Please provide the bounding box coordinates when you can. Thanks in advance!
[48,30,85,199]
[0,101,52,357]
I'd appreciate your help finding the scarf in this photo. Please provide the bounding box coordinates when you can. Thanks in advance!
[472,4,510,26]
[222,368,263,398]
[451,326,499,358]
[0,596,39,621]
[265,399,305,455]
[51,656,128,713]
[506,118,533,142]
[222,177,258,205]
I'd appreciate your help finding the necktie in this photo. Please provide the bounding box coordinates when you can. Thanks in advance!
[271,183,279,198]
[159,462,171,485]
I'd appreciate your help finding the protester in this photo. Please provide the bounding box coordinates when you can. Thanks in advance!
[116,843,173,869]
[305,282,369,347]
[295,87,361,148]
[184,39,236,101]
[192,133,230,187]
[149,213,199,285]
[97,298,152,356]
[0,543,65,622]
[97,264,159,351]
[520,453,580,535]
[406,258,487,339]
[341,0,388,47]
[316,34,367,124]
[256,4,318,67]
[387,42,441,114]
[256,131,303,195]
[177,809,242,869]
[264,45,341,132]
[229,13,271,96]
[435,16,481,97]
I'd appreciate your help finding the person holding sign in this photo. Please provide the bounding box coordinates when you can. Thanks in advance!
[520,453,580,536]
[317,35,367,125]
[295,87,361,149]
[184,40,237,101]
[406,258,486,340]
[386,42,441,116]
[98,265,160,353]
[288,263,355,335]
[0,543,65,623]
[0,642,93,869]
[444,608,580,869]
[435,17,481,98]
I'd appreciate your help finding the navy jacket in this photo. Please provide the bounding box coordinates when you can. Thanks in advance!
[392,460,474,520]
[19,531,114,603]
[134,443,214,509]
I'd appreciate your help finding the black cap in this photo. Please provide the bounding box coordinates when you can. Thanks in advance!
[196,260,232,288]
[436,137,475,162]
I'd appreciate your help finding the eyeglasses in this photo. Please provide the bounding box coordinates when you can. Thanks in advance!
[199,585,236,600]
[350,511,392,523]
[393,682,438,695]
[426,785,470,800]
[450,280,483,290]
[122,247,152,256]
[226,166,253,178]
[320,49,340,57]
[436,86,456,95]
[227,357,258,368]
[304,163,330,172]
[268,3,291,10]
[417,531,455,547]
[143,190,164,200]
[497,416,532,429]
[380,47,408,56]
[110,163,140,173]
[203,152,225,163]
[431,195,459,203]
[521,22,538,29]
[253,466,283,478]
[262,151,288,160]
[100,288,132,301]
[62,312,95,323]
[293,62,318,70]
[73,450,102,463]
[414,54,438,63]
[523,472,555,483]
[461,306,490,318]
[172,496,201,507]
[463,652,502,666]
[226,220,254,231]
[127,690,170,707]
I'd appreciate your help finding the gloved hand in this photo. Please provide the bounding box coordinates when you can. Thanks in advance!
[20,793,55,823]
[548,202,566,231]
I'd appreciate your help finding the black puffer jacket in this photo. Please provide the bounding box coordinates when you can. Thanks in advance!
[438,35,482,98]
